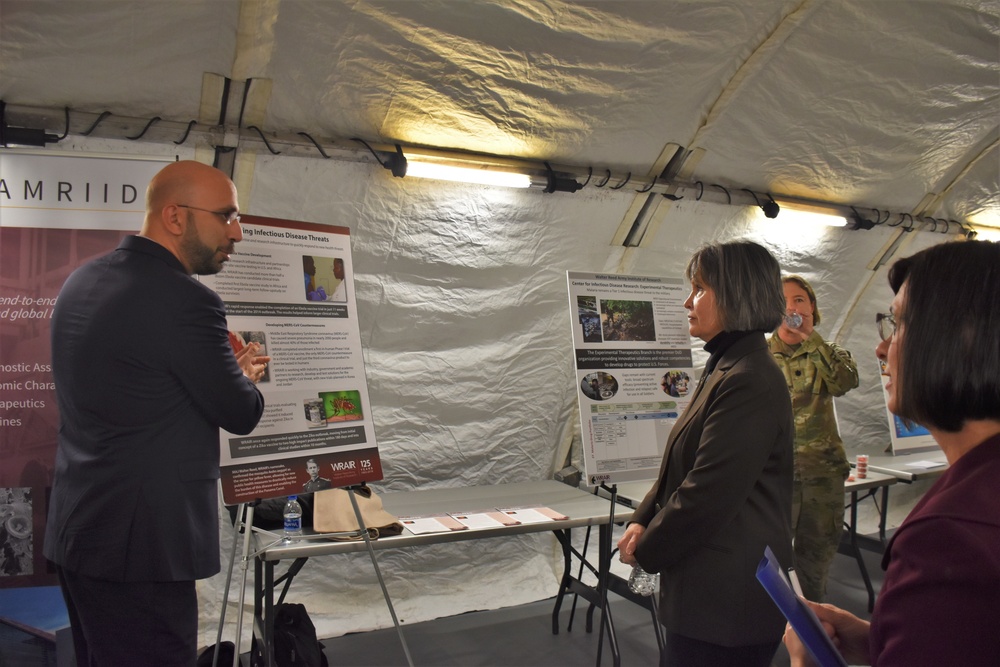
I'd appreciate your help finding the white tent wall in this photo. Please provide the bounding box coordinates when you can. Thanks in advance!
[201,154,641,645]
[2,0,997,650]
[201,148,960,645]
[246,154,633,490]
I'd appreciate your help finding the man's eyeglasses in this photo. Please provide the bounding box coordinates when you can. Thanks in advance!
[177,204,241,226]
[876,312,896,341]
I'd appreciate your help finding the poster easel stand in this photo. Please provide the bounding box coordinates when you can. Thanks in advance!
[595,482,618,667]
[213,499,246,667]
[214,489,414,667]
[344,484,414,667]
[213,498,274,667]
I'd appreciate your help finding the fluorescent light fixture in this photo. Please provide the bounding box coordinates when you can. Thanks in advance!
[406,158,532,188]
[973,226,1000,242]
[780,209,848,227]
[967,212,1000,241]
[772,199,848,227]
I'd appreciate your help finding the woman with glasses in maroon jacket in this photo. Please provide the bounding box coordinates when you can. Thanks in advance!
[785,240,1000,667]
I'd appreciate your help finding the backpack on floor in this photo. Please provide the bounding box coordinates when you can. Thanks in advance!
[197,641,235,667]
[251,602,328,667]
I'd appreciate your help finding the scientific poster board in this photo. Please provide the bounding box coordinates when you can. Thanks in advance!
[0,151,168,587]
[566,272,694,485]
[201,215,383,504]
[877,358,935,453]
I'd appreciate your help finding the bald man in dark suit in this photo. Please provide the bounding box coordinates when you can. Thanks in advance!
[45,160,267,666]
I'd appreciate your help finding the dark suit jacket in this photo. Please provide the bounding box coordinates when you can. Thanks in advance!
[44,236,264,582]
[632,332,793,646]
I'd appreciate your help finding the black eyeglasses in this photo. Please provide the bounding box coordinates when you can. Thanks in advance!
[177,204,241,226]
[875,312,896,341]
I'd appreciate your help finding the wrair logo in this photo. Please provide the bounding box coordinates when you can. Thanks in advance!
[330,461,357,471]
[591,474,611,484]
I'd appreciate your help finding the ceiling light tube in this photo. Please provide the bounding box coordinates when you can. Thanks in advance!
[405,160,532,188]
[406,152,532,188]
[772,198,849,227]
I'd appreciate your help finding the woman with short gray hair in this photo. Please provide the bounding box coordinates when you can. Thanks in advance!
[618,239,794,667]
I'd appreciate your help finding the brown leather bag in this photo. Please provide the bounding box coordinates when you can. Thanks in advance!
[312,485,403,539]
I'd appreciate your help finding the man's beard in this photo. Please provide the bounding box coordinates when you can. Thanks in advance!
[181,221,230,275]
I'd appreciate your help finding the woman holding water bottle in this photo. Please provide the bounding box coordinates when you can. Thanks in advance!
[618,240,794,667]
[768,276,859,602]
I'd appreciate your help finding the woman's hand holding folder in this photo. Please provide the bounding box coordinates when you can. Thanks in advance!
[783,601,871,667]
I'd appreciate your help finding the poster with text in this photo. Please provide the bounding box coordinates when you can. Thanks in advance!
[0,151,167,587]
[877,358,935,454]
[567,272,694,485]
[201,216,383,504]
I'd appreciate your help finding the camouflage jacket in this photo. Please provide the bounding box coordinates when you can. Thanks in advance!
[767,331,859,477]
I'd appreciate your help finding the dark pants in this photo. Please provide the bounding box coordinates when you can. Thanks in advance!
[57,565,198,667]
[661,632,780,667]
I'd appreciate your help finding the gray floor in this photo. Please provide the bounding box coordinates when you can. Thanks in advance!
[314,545,884,667]
[1,542,882,666]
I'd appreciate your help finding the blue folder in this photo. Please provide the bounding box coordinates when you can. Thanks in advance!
[756,546,848,667]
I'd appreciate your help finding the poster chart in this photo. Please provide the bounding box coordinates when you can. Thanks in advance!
[876,358,935,454]
[566,272,694,485]
[0,151,168,586]
[201,215,383,505]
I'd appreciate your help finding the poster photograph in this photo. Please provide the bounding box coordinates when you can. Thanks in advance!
[566,271,694,485]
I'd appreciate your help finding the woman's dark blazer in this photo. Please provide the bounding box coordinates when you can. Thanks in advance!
[631,332,794,646]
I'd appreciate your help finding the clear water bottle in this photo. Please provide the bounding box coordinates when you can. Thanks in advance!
[783,312,803,328]
[283,495,303,540]
[628,564,658,596]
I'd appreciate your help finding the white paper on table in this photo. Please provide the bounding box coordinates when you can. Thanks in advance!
[398,516,463,535]
[495,507,556,524]
[905,460,947,469]
[448,511,508,529]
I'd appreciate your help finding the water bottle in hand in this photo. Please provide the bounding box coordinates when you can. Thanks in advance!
[783,312,803,328]
[283,495,303,540]
[628,564,658,596]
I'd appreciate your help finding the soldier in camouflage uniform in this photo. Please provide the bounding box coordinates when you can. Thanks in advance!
[768,275,859,601]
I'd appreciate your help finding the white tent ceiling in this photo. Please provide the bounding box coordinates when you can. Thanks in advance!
[2,0,998,647]
[3,0,998,224]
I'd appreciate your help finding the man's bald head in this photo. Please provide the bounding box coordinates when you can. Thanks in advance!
[145,161,234,219]
[140,161,242,274]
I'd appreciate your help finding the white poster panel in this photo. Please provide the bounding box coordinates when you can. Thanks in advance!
[0,151,161,229]
[201,215,382,504]
[566,272,693,485]
[877,358,936,454]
